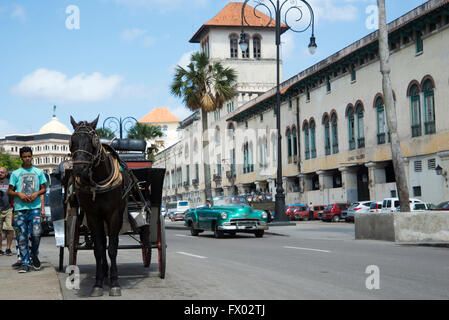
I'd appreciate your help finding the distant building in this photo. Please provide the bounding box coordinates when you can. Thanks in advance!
[0,112,71,174]
[138,107,181,152]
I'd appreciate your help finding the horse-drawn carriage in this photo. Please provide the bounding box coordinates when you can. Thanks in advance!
[49,117,166,296]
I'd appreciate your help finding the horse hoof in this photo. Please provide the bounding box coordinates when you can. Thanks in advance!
[90,287,104,297]
[109,287,122,297]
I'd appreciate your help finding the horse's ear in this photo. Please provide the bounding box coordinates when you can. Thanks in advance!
[90,115,100,129]
[70,116,78,129]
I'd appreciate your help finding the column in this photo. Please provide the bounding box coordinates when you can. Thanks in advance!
[438,151,449,200]
[339,167,358,203]
[365,162,387,201]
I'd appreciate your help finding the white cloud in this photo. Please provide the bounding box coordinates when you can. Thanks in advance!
[111,0,207,12]
[309,0,360,22]
[11,68,123,103]
[10,4,26,22]
[171,106,193,120]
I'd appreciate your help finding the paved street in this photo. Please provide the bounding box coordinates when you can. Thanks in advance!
[18,220,448,300]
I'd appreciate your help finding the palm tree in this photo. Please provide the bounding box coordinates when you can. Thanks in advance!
[127,123,164,140]
[170,52,237,201]
[377,0,410,211]
[96,128,116,139]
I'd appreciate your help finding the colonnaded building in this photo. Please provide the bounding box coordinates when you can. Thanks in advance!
[153,0,449,208]
[0,111,72,174]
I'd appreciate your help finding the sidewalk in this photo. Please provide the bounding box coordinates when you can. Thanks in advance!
[0,247,63,300]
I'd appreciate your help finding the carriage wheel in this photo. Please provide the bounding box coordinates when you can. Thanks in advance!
[157,214,166,279]
[68,214,79,266]
[140,225,151,268]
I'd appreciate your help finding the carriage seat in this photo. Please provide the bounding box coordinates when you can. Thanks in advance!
[100,138,147,152]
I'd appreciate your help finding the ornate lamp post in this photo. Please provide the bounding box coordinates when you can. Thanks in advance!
[103,116,138,139]
[240,0,317,222]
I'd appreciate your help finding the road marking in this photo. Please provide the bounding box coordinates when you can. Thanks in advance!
[283,246,331,253]
[176,251,207,259]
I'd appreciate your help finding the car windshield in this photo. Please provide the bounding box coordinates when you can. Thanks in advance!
[436,201,449,209]
[213,196,248,207]
[325,205,333,210]
[178,201,188,206]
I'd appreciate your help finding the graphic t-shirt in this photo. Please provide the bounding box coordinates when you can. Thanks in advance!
[9,167,47,211]
[0,178,11,211]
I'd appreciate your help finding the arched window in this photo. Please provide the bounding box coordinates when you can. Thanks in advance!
[310,120,316,158]
[347,108,355,150]
[304,122,310,160]
[410,84,421,137]
[356,103,365,148]
[253,35,261,59]
[230,34,238,58]
[292,127,298,161]
[263,137,267,167]
[376,96,388,144]
[323,116,331,156]
[249,142,254,172]
[423,80,435,134]
[331,113,339,154]
[286,128,292,161]
[243,142,248,174]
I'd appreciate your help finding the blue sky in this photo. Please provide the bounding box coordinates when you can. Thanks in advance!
[0,0,427,137]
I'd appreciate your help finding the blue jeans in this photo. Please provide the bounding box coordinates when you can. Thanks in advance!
[14,209,42,267]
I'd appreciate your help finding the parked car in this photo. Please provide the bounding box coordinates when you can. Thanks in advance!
[397,203,428,211]
[433,201,449,211]
[312,205,326,220]
[345,201,372,222]
[321,203,352,222]
[285,204,305,220]
[381,198,425,213]
[426,203,436,210]
[167,200,190,221]
[161,206,167,218]
[41,191,54,236]
[369,201,383,213]
[184,196,269,238]
[293,205,310,221]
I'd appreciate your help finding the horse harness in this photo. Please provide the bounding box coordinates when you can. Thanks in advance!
[70,123,126,201]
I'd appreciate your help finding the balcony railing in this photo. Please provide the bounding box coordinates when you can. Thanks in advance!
[305,150,310,160]
[425,121,435,135]
[332,143,339,154]
[325,145,331,156]
[213,174,222,182]
[377,133,386,145]
[311,149,317,159]
[358,138,365,149]
[192,179,199,186]
[349,139,355,151]
[411,124,422,137]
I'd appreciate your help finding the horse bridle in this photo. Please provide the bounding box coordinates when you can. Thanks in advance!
[70,123,103,168]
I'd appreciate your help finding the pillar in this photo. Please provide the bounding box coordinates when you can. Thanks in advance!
[339,167,358,203]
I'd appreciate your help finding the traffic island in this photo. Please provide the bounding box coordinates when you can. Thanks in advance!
[355,211,449,243]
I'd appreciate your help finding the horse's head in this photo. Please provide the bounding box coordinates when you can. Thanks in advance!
[69,116,101,181]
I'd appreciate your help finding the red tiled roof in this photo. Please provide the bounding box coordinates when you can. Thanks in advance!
[190,2,288,43]
[139,107,180,124]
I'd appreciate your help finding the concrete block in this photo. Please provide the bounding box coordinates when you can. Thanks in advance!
[355,211,449,243]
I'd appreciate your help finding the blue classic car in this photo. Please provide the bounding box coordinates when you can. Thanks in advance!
[184,196,269,238]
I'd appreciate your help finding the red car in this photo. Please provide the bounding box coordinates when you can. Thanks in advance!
[321,203,352,222]
[286,204,306,220]
[433,201,449,211]
[293,205,310,221]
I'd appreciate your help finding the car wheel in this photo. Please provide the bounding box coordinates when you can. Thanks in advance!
[332,215,340,223]
[190,224,199,236]
[255,230,264,238]
[213,223,224,239]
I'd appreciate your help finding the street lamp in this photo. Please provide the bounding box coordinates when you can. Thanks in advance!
[103,116,138,139]
[240,0,316,222]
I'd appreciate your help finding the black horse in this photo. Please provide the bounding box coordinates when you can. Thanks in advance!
[69,116,126,297]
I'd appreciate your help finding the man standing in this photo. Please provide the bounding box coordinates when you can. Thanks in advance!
[8,147,47,273]
[0,167,14,256]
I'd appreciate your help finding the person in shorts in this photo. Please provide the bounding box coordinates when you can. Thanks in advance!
[0,167,14,256]
[8,147,47,273]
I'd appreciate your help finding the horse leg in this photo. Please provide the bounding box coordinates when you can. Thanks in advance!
[107,210,123,297]
[101,233,109,280]
[89,219,106,297]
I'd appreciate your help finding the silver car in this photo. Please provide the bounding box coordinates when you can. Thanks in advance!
[345,201,372,222]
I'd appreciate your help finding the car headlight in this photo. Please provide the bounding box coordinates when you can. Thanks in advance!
[261,212,268,219]
[221,212,228,220]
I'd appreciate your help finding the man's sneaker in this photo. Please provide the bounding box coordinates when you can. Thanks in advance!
[18,265,30,273]
[5,249,12,256]
[31,256,41,271]
[0,250,4,255]
[12,261,22,268]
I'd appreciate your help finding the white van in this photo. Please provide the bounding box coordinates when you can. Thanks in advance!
[167,200,190,221]
[381,198,425,213]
